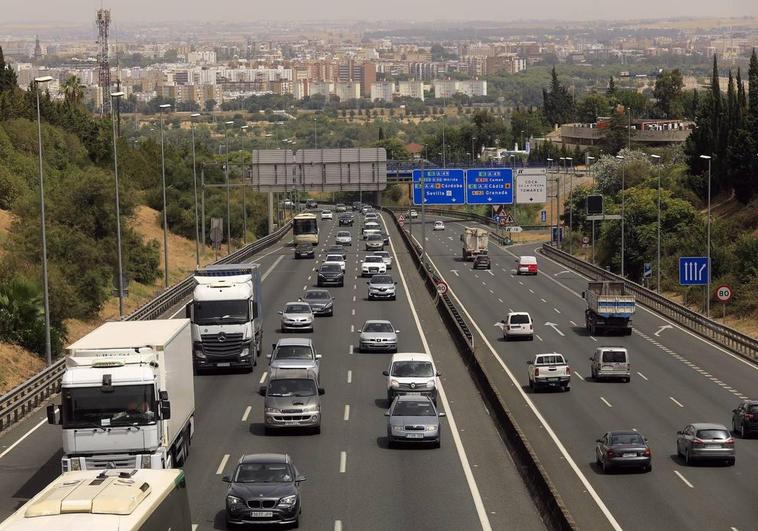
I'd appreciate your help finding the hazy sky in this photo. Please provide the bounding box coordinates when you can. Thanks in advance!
[3,0,757,24]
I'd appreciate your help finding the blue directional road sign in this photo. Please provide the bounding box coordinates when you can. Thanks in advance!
[412,169,465,205]
[679,257,709,286]
[465,168,513,205]
[540,209,547,223]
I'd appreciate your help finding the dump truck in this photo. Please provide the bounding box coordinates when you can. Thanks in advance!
[48,320,195,472]
[460,227,489,261]
[582,281,636,335]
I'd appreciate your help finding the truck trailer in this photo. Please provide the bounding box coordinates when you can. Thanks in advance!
[582,281,636,335]
[187,264,263,372]
[47,319,195,472]
[460,227,489,261]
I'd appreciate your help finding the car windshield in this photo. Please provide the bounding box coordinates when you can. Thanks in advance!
[268,378,317,397]
[510,314,530,324]
[234,463,293,483]
[193,300,249,325]
[609,433,645,445]
[326,255,343,262]
[365,257,382,263]
[274,345,314,360]
[337,232,350,237]
[393,401,436,417]
[391,361,434,377]
[696,429,730,439]
[321,264,341,272]
[536,355,565,365]
[371,276,392,284]
[285,304,310,313]
[327,247,343,253]
[602,350,627,363]
[367,235,382,241]
[297,244,312,250]
[364,322,394,333]
[322,210,331,214]
[375,252,389,258]
[304,291,329,301]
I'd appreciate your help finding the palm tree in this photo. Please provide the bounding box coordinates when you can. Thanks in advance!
[61,75,84,106]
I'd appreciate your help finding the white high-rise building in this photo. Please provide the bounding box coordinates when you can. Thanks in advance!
[397,80,424,101]
[335,81,361,101]
[370,81,394,102]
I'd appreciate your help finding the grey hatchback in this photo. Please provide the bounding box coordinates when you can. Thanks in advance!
[676,423,735,465]
[385,395,445,448]
[595,431,651,473]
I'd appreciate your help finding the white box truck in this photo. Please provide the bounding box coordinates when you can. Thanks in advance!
[187,264,263,372]
[47,319,195,472]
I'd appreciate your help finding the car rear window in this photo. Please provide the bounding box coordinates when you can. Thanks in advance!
[536,355,565,365]
[510,314,530,324]
[609,433,645,445]
[696,429,730,439]
[601,350,627,363]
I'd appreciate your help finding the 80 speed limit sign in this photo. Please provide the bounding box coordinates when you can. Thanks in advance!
[715,285,733,303]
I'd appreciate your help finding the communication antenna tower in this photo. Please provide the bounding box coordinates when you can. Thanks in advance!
[96,8,112,114]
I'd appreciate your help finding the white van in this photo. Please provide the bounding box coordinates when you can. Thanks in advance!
[589,347,630,382]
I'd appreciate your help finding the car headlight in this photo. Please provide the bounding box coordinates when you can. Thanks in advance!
[324,301,333,309]
[302,404,319,412]
[227,495,244,507]
[69,458,81,471]
[426,425,438,432]
[426,380,436,389]
[193,347,206,359]
[278,494,297,507]
[140,454,153,468]
[390,380,400,388]
[391,425,404,433]
[265,408,281,414]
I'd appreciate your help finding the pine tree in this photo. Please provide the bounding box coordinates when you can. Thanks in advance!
[0,45,19,92]
[607,76,616,99]
[736,67,747,115]
[748,49,758,127]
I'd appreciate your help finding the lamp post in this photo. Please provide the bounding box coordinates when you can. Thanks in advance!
[110,91,126,317]
[240,125,249,244]
[566,156,574,253]
[650,154,662,293]
[224,120,234,254]
[547,157,554,242]
[616,154,625,277]
[158,103,171,288]
[520,130,525,150]
[586,154,595,187]
[190,113,201,266]
[34,76,53,365]
[700,155,712,317]
[313,116,318,149]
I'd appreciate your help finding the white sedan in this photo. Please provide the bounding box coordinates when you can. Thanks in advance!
[335,231,352,246]
[324,254,346,272]
[361,256,387,276]
[433,220,445,231]
[321,210,333,220]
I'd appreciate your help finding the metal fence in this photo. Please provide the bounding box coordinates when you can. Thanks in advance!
[0,222,293,433]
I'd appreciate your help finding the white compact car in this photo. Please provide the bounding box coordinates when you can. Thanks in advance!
[433,221,445,231]
[361,256,387,276]
[324,254,346,272]
[321,210,333,220]
[335,231,352,246]
[501,312,533,340]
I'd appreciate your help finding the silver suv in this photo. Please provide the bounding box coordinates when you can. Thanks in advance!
[367,274,397,300]
[260,368,324,434]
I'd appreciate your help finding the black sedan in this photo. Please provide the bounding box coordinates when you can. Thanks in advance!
[338,214,354,226]
[294,243,314,259]
[595,431,652,473]
[223,453,305,527]
[317,263,344,287]
[473,254,491,270]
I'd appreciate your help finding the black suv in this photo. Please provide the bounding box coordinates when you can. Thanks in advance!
[294,243,315,259]
[473,254,491,270]
[317,263,344,287]
[338,214,353,226]
[732,400,758,438]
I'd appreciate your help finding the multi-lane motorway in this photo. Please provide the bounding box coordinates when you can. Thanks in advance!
[0,211,545,530]
[413,216,758,531]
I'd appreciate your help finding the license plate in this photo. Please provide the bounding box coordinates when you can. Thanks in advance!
[548,377,559,382]
[622,453,636,457]
[406,433,424,439]
[706,444,721,449]
[217,362,230,367]
[250,511,273,518]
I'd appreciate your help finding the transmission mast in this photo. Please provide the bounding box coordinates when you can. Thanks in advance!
[96,8,111,114]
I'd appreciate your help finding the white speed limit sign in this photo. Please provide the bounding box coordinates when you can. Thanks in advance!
[715,285,733,303]
[435,281,448,296]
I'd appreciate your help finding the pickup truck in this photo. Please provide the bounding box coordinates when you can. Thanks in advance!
[527,353,571,392]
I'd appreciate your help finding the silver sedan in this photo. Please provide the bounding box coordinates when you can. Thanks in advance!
[385,395,445,448]
[358,320,398,352]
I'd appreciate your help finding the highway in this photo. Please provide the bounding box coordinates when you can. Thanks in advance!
[411,215,758,531]
[0,211,545,530]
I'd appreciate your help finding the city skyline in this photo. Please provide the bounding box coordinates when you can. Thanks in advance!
[2,0,757,25]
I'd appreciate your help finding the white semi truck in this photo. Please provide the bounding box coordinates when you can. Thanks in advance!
[47,319,195,472]
[186,264,263,372]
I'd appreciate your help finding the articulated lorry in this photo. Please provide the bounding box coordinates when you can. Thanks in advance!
[187,264,263,371]
[47,319,195,472]
[582,281,636,335]
[460,227,489,261]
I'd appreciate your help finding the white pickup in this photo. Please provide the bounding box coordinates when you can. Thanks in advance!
[527,353,571,392]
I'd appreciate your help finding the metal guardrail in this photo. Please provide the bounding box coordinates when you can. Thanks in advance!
[541,244,758,362]
[0,222,293,433]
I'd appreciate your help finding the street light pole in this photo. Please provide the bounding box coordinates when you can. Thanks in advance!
[110,91,126,317]
[34,76,53,365]
[240,125,249,244]
[159,103,171,288]
[650,154,662,293]
[190,113,201,267]
[616,155,625,277]
[700,155,712,317]
[224,121,234,254]
[566,156,574,253]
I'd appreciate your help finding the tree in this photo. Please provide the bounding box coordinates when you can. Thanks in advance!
[653,69,684,118]
[204,99,216,112]
[0,46,18,92]
[576,92,610,123]
[542,66,575,126]
[61,75,84,107]
[607,76,617,100]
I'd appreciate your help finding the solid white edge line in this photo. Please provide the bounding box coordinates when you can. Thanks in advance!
[674,470,694,489]
[241,406,252,422]
[216,454,230,475]
[339,451,347,473]
[0,415,50,460]
[409,226,622,531]
[383,213,493,531]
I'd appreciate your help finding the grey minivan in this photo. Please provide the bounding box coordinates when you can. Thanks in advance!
[590,347,630,382]
[260,368,324,434]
